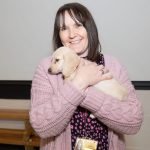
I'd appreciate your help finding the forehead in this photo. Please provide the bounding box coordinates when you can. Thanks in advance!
[53,48,65,59]
[59,10,80,26]
[53,52,63,59]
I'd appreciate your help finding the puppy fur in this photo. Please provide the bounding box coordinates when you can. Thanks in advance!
[48,47,127,101]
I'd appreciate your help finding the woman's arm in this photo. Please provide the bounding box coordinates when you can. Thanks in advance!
[80,56,143,135]
[29,58,85,139]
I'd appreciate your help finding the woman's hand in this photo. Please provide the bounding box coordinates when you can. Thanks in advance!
[72,59,112,91]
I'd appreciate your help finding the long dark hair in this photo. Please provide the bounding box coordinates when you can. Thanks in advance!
[52,2,102,64]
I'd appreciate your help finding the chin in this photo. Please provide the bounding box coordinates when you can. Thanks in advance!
[77,49,88,57]
[68,45,88,55]
[70,49,82,54]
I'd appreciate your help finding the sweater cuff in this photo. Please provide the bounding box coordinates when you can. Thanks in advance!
[60,81,86,106]
[80,87,105,112]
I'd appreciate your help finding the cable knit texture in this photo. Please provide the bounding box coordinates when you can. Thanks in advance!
[29,54,143,150]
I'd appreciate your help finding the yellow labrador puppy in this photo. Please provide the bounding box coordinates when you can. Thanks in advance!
[48,47,127,101]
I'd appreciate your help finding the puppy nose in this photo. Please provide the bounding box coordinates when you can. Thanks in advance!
[48,68,51,73]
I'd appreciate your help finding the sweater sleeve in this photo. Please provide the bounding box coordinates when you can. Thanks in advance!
[29,58,85,138]
[80,55,143,135]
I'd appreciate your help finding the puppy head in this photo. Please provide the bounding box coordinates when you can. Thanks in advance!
[48,48,64,74]
[48,47,80,78]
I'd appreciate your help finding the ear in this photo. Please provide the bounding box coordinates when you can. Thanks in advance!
[62,51,80,78]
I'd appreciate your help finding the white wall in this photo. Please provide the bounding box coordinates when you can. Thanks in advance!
[0,0,150,80]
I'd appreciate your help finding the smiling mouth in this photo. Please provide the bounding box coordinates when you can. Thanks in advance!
[70,40,81,44]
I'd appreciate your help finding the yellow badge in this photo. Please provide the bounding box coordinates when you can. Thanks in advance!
[74,137,98,150]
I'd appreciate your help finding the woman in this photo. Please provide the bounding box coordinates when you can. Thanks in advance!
[29,2,143,150]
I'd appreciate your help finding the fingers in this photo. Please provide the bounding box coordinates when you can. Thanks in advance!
[79,59,112,80]
[97,64,110,74]
[101,72,113,80]
[97,65,107,75]
[97,65,113,80]
[104,68,109,74]
[101,68,109,75]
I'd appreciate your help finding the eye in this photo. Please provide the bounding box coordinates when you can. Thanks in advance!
[55,58,60,63]
[60,26,67,31]
[75,22,83,28]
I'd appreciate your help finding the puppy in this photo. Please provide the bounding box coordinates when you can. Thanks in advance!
[48,47,127,101]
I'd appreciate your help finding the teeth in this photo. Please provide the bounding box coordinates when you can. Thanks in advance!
[70,40,80,44]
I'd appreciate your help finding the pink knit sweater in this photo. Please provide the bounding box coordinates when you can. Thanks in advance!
[29,54,143,150]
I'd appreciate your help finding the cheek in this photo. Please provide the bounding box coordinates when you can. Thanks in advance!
[56,59,64,73]
[59,32,68,44]
[83,31,88,41]
[80,30,88,45]
[80,29,88,46]
[80,26,88,36]
[58,62,64,72]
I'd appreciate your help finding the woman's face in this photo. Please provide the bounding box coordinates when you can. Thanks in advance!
[59,11,88,57]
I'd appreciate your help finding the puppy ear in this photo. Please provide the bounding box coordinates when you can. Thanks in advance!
[62,51,80,78]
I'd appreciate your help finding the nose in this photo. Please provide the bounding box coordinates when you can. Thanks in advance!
[48,68,51,73]
[69,28,76,38]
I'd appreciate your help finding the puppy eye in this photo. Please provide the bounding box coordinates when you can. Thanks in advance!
[55,58,59,63]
